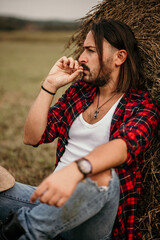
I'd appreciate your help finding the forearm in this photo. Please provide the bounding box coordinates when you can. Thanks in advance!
[23,82,56,145]
[30,139,127,206]
[85,138,127,174]
[23,57,83,146]
[68,138,127,181]
[23,56,83,145]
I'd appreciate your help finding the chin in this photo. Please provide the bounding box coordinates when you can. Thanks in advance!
[82,77,107,87]
[82,77,94,85]
[81,74,90,82]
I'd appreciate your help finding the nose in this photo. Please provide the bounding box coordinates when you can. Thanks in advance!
[78,50,88,64]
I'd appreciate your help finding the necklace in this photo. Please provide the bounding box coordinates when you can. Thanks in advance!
[94,92,116,119]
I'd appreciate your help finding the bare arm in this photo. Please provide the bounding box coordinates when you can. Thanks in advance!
[23,57,83,145]
[30,138,127,206]
[85,138,127,174]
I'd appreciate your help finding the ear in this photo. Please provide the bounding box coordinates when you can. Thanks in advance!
[115,50,127,66]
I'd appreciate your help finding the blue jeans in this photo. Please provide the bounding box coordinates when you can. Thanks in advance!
[0,169,120,240]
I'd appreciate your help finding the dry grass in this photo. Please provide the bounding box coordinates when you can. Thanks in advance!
[0,32,73,186]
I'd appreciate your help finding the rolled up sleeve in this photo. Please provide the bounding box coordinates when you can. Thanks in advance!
[111,100,159,168]
[36,91,70,146]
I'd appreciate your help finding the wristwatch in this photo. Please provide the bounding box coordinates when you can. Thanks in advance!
[75,158,92,178]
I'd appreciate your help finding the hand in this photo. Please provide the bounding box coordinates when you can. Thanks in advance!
[30,162,83,207]
[43,56,83,92]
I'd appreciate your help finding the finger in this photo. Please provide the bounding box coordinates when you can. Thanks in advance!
[68,69,83,82]
[59,56,69,68]
[69,59,81,71]
[74,60,80,70]
[67,57,75,69]
[40,188,55,203]
[30,183,48,203]
[60,57,77,70]
[59,56,68,63]
[55,197,67,207]
[47,193,61,206]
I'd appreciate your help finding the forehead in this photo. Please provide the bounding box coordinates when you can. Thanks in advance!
[83,31,96,47]
[84,30,114,51]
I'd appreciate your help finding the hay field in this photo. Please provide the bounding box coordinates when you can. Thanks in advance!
[0,31,73,185]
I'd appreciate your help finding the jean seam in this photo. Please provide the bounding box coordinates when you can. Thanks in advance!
[0,194,38,205]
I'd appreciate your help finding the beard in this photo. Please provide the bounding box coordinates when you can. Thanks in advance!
[81,58,113,87]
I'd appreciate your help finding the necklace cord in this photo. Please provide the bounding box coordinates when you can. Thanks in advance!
[98,92,117,110]
[94,92,116,119]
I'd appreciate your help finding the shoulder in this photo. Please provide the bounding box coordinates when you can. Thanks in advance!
[124,88,159,118]
[126,88,158,107]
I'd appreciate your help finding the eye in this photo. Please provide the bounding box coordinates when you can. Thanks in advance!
[88,48,95,52]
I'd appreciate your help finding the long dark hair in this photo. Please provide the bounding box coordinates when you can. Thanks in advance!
[91,19,144,92]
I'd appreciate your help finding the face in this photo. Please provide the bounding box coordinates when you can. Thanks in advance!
[78,31,116,87]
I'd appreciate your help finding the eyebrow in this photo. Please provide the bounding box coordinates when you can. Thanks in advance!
[83,46,97,50]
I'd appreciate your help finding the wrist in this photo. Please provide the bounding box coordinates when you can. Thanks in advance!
[69,162,84,182]
[75,158,92,179]
[43,78,58,93]
[41,85,55,96]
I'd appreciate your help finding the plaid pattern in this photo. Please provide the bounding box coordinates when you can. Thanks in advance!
[38,80,159,240]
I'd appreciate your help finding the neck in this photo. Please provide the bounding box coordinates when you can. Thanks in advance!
[98,80,117,99]
[99,85,115,98]
[98,70,121,98]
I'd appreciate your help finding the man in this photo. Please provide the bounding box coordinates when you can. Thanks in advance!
[0,19,159,240]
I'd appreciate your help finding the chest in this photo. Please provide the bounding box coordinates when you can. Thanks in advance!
[83,94,123,125]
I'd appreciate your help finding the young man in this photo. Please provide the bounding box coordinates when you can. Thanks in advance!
[0,19,159,240]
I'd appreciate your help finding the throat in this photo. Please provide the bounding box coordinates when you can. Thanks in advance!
[83,92,124,124]
[93,92,117,119]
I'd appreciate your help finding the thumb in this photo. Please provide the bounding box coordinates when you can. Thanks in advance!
[68,69,83,82]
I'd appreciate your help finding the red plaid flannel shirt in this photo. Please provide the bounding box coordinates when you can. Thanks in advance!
[37,80,159,240]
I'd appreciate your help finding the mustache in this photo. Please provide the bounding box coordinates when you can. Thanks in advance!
[79,63,90,71]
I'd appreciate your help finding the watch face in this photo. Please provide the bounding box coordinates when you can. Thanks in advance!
[79,159,92,174]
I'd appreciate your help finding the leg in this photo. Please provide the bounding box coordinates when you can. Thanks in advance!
[0,182,39,222]
[17,169,119,240]
[1,169,120,240]
[60,169,119,240]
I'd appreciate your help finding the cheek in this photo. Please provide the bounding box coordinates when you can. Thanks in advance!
[92,65,100,76]
[90,59,100,72]
[89,68,100,80]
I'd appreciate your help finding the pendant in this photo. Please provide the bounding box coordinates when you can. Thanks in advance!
[94,108,99,119]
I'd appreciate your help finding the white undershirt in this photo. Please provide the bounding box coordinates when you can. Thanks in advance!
[55,95,123,172]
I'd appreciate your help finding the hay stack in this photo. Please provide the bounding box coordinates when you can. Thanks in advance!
[67,1,160,239]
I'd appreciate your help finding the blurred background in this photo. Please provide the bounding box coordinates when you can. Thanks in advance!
[0,0,102,185]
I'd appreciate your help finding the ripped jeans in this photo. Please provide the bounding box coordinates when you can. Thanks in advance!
[0,168,120,240]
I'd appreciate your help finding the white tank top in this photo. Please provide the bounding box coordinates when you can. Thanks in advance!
[55,96,123,172]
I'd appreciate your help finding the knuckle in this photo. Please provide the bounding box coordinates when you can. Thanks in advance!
[56,202,62,207]
[56,199,65,207]
[48,199,55,205]
[40,198,46,203]
[69,57,74,61]
[65,192,70,198]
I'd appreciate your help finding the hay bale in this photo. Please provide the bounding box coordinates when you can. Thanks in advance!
[67,1,160,239]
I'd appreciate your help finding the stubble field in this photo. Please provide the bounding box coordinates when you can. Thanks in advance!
[0,31,74,186]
